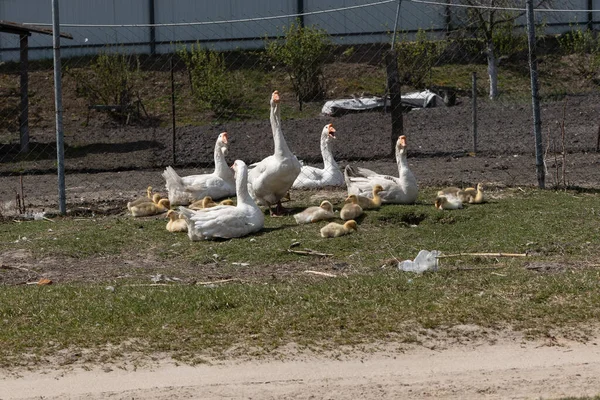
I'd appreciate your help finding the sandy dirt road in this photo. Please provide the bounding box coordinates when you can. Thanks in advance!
[3,336,600,400]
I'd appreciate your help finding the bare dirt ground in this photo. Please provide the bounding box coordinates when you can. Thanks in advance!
[1,92,599,214]
[3,330,600,400]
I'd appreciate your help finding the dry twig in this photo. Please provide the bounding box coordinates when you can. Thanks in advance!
[287,249,333,257]
[304,270,337,277]
[437,252,528,258]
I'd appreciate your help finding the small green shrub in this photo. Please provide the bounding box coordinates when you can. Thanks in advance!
[558,28,600,84]
[395,29,447,89]
[178,43,241,117]
[266,21,332,110]
[71,48,143,123]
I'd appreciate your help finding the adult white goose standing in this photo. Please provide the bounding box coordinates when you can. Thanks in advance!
[344,135,418,204]
[292,123,344,189]
[162,132,235,206]
[179,160,264,241]
[247,90,301,216]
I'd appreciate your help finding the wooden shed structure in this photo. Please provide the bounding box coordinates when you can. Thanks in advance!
[0,20,73,152]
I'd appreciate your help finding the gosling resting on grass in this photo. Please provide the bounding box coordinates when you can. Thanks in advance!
[463,182,485,204]
[293,200,335,224]
[434,195,463,210]
[320,220,358,238]
[166,210,188,232]
[356,184,384,210]
[128,198,170,217]
[340,195,363,221]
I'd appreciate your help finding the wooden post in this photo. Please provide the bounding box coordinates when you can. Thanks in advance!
[19,33,29,153]
[385,50,403,156]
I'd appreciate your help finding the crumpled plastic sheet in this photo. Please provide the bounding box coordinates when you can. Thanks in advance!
[398,250,441,274]
[321,90,445,116]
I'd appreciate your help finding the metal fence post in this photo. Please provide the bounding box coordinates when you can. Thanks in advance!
[526,0,545,189]
[387,0,403,156]
[52,0,66,214]
[472,71,477,154]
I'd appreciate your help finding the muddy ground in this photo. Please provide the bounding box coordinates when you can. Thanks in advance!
[1,92,599,214]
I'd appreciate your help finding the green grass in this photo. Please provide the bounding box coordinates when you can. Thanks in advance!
[1,187,600,366]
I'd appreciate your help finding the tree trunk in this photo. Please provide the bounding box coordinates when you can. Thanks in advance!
[486,40,498,100]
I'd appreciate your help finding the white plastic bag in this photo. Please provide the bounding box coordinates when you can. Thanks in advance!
[398,250,441,273]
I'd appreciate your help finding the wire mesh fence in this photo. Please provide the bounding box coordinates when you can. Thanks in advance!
[0,0,598,215]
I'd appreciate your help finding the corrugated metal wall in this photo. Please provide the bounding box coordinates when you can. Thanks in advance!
[0,0,597,61]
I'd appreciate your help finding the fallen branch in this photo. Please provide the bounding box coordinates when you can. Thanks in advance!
[450,265,509,272]
[195,278,241,286]
[304,270,337,277]
[287,249,333,257]
[437,252,528,258]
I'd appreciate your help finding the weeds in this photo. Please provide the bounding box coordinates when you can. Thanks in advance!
[265,21,331,111]
[178,43,241,117]
[70,47,145,124]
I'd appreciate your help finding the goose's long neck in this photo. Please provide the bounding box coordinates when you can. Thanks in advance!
[213,143,229,177]
[236,165,253,206]
[321,134,338,170]
[270,102,292,158]
[396,147,408,176]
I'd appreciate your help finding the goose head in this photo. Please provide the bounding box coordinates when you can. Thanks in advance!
[373,184,384,195]
[396,135,407,152]
[146,186,153,198]
[319,200,334,212]
[270,90,280,106]
[217,132,229,156]
[220,199,235,206]
[344,194,359,204]
[344,220,358,232]
[323,123,336,140]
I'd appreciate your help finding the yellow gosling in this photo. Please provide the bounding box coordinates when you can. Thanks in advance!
[357,184,384,210]
[340,195,363,221]
[293,200,335,224]
[166,210,188,232]
[434,195,463,210]
[320,220,358,238]
[463,182,485,204]
[128,198,170,217]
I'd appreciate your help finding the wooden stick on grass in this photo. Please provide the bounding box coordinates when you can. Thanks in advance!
[437,252,528,258]
[287,249,333,257]
[304,270,337,277]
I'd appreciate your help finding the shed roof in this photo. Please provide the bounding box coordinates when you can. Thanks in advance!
[0,20,73,39]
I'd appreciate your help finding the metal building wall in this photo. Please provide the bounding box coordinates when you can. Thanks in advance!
[0,0,596,62]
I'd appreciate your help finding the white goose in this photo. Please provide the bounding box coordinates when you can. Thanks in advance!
[344,135,418,204]
[247,90,301,216]
[178,160,264,241]
[162,132,236,206]
[292,123,344,189]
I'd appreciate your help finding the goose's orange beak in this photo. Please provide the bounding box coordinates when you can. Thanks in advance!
[399,135,407,147]
[221,132,228,144]
[272,90,280,103]
[328,124,336,138]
